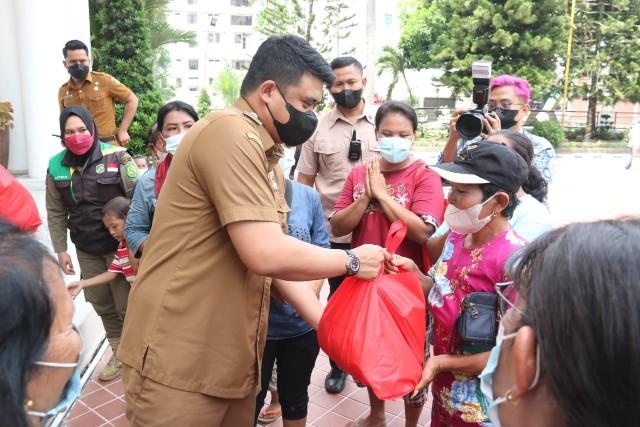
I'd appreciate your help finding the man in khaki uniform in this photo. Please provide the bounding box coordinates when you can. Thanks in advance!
[118,35,388,427]
[296,56,378,393]
[58,40,138,146]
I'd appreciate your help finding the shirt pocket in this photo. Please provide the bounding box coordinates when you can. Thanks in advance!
[88,91,107,113]
[53,179,76,207]
[96,175,122,203]
[62,95,80,108]
[314,138,350,181]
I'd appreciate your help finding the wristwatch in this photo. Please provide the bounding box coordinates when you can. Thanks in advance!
[344,249,360,276]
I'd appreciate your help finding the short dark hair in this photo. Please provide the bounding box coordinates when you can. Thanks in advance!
[374,101,418,132]
[156,101,199,132]
[493,130,548,203]
[509,219,640,426]
[330,56,363,74]
[480,183,518,219]
[63,39,89,58]
[133,155,147,161]
[102,196,130,220]
[240,35,335,95]
[0,221,54,427]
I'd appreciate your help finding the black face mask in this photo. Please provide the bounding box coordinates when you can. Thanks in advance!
[68,64,90,81]
[494,107,520,130]
[331,88,363,109]
[266,85,318,147]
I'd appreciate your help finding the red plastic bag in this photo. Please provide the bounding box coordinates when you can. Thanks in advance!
[0,165,42,233]
[317,220,426,400]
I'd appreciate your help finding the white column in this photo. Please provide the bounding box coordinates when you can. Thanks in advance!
[11,0,91,179]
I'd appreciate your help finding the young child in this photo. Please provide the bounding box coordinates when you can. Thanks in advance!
[67,196,137,297]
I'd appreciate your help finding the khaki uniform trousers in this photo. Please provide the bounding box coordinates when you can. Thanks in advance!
[122,364,256,427]
[76,249,130,339]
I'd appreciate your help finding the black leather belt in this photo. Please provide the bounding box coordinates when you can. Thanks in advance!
[102,135,117,142]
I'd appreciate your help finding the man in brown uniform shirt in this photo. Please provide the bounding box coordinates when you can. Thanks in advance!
[58,40,138,146]
[118,35,388,427]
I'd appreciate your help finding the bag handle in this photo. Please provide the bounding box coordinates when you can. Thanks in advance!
[385,219,407,256]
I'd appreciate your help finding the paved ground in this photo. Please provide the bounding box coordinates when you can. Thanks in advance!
[20,153,638,426]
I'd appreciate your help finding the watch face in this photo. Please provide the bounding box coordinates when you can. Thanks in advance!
[349,256,360,273]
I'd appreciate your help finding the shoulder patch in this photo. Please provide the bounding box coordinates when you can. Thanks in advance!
[96,164,105,174]
[243,111,262,126]
[125,162,138,179]
[121,153,133,165]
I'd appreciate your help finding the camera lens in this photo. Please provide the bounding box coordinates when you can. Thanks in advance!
[456,111,484,140]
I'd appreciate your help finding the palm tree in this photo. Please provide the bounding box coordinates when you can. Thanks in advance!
[145,0,197,50]
[376,45,414,105]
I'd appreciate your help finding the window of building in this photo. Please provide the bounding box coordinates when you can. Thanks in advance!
[232,60,250,70]
[234,33,243,44]
[188,0,196,4]
[189,59,199,70]
[209,78,214,85]
[230,15,252,26]
[231,0,250,6]
[176,78,182,88]
[208,32,221,43]
[384,13,392,27]
[188,12,197,24]
[189,86,198,92]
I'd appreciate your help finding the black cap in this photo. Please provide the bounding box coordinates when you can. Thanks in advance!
[430,141,527,193]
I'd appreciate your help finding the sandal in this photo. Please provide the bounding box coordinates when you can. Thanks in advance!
[257,406,282,425]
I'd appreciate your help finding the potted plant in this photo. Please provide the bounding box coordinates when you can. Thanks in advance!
[0,101,14,168]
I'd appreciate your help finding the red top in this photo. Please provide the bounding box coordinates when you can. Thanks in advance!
[108,240,137,284]
[333,159,445,270]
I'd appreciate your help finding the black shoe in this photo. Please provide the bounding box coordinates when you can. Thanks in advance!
[325,368,347,394]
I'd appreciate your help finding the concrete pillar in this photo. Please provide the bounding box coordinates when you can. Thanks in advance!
[7,0,91,179]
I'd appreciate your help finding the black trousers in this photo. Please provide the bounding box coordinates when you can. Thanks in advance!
[254,330,320,422]
[328,241,350,371]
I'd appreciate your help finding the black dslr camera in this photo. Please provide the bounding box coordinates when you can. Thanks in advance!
[456,60,492,140]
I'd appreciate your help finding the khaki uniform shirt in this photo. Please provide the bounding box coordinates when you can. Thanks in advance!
[297,105,377,243]
[118,98,289,399]
[58,71,133,140]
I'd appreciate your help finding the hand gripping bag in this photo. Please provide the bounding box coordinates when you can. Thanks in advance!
[317,219,426,400]
[0,165,41,233]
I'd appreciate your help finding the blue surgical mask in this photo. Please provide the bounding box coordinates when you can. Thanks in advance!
[26,360,82,420]
[479,332,541,427]
[375,137,412,164]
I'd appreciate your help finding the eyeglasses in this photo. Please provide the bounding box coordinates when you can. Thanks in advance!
[487,101,523,111]
[495,281,523,317]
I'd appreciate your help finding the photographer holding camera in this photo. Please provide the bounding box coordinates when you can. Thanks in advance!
[442,70,555,183]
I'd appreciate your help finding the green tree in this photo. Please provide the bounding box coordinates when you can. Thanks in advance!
[377,45,414,104]
[90,0,164,155]
[400,0,566,99]
[256,0,356,56]
[197,88,212,117]
[568,0,640,137]
[214,64,242,108]
[320,0,357,55]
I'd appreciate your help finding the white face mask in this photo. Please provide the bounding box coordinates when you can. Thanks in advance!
[163,132,186,155]
[278,147,296,174]
[444,194,496,235]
